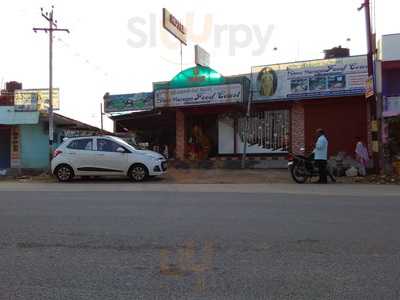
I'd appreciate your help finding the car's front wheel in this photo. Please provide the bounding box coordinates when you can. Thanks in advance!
[54,164,74,182]
[128,164,149,182]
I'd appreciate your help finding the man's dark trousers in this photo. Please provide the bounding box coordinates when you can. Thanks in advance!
[315,160,328,183]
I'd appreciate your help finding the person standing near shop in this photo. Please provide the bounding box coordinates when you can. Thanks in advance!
[355,136,369,176]
[313,129,329,184]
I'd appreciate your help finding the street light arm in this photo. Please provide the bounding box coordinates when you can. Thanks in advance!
[53,28,70,33]
[33,27,49,33]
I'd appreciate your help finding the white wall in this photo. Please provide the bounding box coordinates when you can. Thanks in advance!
[218,117,235,154]
[379,34,400,62]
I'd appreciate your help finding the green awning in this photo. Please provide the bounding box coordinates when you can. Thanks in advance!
[154,66,225,91]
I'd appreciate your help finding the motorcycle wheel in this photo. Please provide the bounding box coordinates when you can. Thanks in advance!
[291,163,308,184]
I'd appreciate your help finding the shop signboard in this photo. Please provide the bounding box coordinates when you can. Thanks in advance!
[14,89,60,111]
[162,8,187,45]
[155,84,242,108]
[14,91,38,111]
[104,92,153,113]
[383,96,400,117]
[252,55,368,101]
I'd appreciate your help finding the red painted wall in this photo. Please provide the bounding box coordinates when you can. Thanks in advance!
[304,97,368,157]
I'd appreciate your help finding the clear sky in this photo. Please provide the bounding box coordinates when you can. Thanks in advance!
[1,0,399,131]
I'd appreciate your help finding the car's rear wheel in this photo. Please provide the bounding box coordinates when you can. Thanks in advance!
[55,164,74,182]
[128,164,148,182]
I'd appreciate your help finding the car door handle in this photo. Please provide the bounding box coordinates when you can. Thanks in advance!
[96,154,105,156]
[67,152,77,155]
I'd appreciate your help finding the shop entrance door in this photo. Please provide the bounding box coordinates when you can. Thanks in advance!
[186,114,218,160]
[0,128,11,169]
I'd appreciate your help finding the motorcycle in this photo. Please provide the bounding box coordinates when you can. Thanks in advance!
[287,150,336,184]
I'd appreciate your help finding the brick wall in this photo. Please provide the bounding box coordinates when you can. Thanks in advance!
[0,95,13,106]
[176,110,186,160]
[291,103,305,154]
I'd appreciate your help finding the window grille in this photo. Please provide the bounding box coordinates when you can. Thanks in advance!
[238,110,289,152]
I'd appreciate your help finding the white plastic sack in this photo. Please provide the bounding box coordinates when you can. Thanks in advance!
[345,166,358,177]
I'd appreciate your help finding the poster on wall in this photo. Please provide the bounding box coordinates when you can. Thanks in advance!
[155,84,242,108]
[14,89,60,111]
[365,75,374,98]
[104,92,154,113]
[252,55,368,101]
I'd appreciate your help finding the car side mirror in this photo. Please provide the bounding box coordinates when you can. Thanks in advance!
[116,147,125,153]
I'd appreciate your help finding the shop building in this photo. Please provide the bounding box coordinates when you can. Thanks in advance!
[0,82,107,174]
[378,33,400,173]
[108,66,252,165]
[108,55,370,168]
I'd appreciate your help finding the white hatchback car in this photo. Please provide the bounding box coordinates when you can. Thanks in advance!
[51,135,167,182]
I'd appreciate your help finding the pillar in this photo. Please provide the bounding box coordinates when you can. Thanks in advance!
[175,110,186,160]
[291,103,305,154]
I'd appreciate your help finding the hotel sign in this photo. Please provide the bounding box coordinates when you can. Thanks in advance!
[155,84,242,108]
[162,8,187,45]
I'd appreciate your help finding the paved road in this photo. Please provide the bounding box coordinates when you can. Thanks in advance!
[0,183,400,299]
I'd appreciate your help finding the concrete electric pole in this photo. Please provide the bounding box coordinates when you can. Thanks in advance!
[33,6,69,172]
[358,0,381,173]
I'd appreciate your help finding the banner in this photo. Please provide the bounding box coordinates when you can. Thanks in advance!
[252,55,368,101]
[14,89,60,111]
[14,91,38,111]
[104,92,153,113]
[155,84,242,108]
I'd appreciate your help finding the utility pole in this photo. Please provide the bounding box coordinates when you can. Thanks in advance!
[358,0,380,173]
[33,6,69,172]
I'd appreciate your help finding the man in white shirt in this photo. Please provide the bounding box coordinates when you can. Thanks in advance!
[313,129,328,184]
